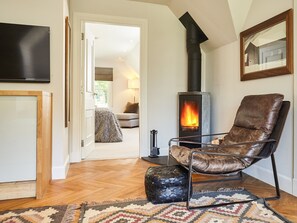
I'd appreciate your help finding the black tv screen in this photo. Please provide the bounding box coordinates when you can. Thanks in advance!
[0,22,50,83]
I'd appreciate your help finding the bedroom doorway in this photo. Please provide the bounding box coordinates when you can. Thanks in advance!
[82,22,141,160]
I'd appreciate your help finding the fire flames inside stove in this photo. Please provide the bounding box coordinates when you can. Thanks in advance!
[180,101,199,131]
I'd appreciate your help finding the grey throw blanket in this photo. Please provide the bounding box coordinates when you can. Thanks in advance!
[95,108,123,142]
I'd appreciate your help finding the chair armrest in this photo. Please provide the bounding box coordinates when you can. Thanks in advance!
[189,139,276,160]
[168,132,228,147]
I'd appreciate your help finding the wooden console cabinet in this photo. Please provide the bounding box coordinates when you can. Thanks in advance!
[0,90,52,200]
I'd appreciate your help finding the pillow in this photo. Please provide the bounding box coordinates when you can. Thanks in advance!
[124,102,139,113]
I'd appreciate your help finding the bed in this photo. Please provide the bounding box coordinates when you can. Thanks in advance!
[95,108,123,142]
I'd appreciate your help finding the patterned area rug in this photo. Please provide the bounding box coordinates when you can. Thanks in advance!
[79,189,291,223]
[0,204,77,223]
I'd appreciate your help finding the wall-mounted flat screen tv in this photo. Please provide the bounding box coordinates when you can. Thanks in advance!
[0,22,50,83]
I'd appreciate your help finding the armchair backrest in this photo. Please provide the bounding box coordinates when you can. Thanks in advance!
[256,100,290,159]
[220,94,285,166]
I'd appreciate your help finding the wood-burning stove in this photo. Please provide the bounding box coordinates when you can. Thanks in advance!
[178,92,210,145]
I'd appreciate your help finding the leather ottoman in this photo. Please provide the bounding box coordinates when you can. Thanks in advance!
[144,165,188,204]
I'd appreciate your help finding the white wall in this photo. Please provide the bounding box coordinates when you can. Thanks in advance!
[205,0,294,194]
[95,43,140,113]
[112,60,139,113]
[70,0,187,156]
[126,42,141,75]
[0,0,70,179]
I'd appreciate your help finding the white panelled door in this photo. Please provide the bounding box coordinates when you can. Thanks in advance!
[81,29,95,159]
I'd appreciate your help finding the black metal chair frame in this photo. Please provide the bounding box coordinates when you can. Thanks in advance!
[168,101,290,210]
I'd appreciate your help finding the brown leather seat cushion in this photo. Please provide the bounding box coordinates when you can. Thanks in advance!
[170,94,284,174]
[170,145,246,174]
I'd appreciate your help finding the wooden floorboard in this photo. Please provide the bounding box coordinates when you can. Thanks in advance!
[0,158,296,222]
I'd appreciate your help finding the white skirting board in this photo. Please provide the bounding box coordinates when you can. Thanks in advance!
[52,156,70,180]
[160,147,169,156]
[244,164,293,195]
[293,178,297,196]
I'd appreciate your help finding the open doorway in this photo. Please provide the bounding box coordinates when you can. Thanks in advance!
[82,22,141,160]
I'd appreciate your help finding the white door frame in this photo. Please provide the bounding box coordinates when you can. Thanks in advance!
[70,12,148,162]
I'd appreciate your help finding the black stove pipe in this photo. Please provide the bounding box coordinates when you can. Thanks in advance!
[180,12,208,92]
[187,23,202,92]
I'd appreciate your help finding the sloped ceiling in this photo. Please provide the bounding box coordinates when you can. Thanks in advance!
[130,0,253,51]
[228,0,253,37]
[129,0,171,4]
[86,22,140,67]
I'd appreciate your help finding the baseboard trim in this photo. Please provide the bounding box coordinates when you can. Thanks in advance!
[160,147,168,156]
[70,150,82,163]
[52,155,70,180]
[141,147,168,157]
[293,178,297,196]
[244,164,292,194]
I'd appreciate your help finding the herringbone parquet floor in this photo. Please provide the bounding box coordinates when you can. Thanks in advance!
[0,158,296,222]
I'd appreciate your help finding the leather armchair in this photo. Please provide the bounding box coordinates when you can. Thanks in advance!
[168,94,290,209]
